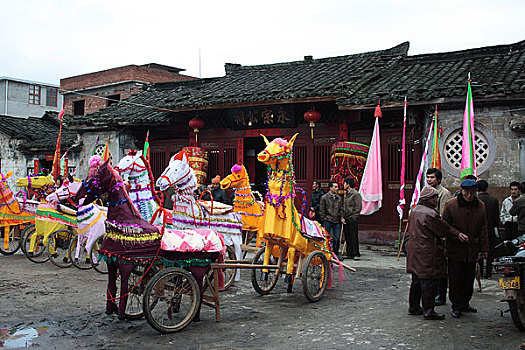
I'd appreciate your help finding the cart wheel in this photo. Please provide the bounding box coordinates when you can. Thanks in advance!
[206,245,237,291]
[19,224,34,255]
[23,225,49,263]
[301,250,329,302]
[143,267,200,333]
[509,298,525,331]
[251,247,279,295]
[69,235,92,270]
[47,229,74,268]
[125,264,159,320]
[0,225,21,255]
[90,236,108,274]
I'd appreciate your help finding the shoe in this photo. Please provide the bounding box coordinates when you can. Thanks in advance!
[353,256,360,261]
[424,311,445,320]
[284,273,293,283]
[434,298,446,306]
[408,308,423,315]
[450,310,461,318]
[51,253,58,259]
[62,257,69,263]
[462,306,477,313]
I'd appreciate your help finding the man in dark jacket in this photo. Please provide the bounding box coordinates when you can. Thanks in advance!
[510,187,525,236]
[198,175,231,205]
[319,181,343,259]
[407,186,460,320]
[476,180,499,278]
[342,177,362,260]
[310,180,324,223]
[442,179,489,318]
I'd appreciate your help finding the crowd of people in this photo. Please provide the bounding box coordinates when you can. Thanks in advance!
[406,167,525,321]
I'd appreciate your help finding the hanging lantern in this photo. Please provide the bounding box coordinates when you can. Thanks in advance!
[189,117,204,144]
[303,110,321,139]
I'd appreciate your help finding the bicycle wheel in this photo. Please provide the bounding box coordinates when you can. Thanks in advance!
[0,225,21,255]
[251,247,279,295]
[19,224,35,255]
[47,229,74,268]
[143,267,200,333]
[69,235,92,270]
[90,236,108,274]
[23,225,49,263]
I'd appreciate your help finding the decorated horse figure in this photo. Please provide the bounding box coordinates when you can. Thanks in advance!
[75,159,162,320]
[0,171,39,253]
[115,150,164,225]
[220,164,264,245]
[257,134,332,280]
[156,151,243,280]
[45,178,107,265]
[15,173,56,202]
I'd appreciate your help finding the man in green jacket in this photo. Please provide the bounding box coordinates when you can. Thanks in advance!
[342,177,362,260]
[319,181,343,259]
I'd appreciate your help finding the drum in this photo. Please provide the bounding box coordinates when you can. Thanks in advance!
[182,147,209,187]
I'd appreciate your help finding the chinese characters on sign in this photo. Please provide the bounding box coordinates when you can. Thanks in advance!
[228,106,295,129]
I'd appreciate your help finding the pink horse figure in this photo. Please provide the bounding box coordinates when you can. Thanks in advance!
[45,178,107,265]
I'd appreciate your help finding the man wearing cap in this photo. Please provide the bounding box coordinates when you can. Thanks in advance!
[407,186,459,320]
[442,179,489,318]
[198,175,231,205]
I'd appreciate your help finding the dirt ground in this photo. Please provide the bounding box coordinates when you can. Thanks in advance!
[1,247,524,349]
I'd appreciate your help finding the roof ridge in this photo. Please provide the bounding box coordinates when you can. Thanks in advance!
[224,42,409,73]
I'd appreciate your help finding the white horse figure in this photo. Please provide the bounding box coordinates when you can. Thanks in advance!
[116,150,164,225]
[156,151,243,280]
[45,179,107,264]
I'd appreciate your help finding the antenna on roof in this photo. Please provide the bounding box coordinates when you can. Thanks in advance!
[199,48,202,78]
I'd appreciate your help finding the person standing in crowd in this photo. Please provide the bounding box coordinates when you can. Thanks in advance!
[425,168,452,306]
[198,175,231,205]
[319,181,343,260]
[342,177,362,260]
[476,180,499,279]
[407,186,458,320]
[442,179,488,318]
[501,181,521,240]
[309,180,324,223]
[510,184,525,236]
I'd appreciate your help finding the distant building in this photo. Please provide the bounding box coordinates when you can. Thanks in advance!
[60,64,198,116]
[0,77,63,118]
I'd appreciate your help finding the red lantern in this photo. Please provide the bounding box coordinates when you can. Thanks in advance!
[189,118,204,143]
[303,110,321,139]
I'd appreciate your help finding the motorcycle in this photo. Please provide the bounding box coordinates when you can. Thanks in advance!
[493,234,525,331]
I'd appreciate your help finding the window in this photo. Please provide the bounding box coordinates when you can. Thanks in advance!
[73,100,85,115]
[444,129,490,170]
[94,144,112,162]
[107,94,120,107]
[29,85,40,105]
[46,88,58,107]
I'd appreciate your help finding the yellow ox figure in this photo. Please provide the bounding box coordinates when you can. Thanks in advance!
[15,174,55,189]
[257,133,331,279]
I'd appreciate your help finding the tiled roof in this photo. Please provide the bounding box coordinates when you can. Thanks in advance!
[339,39,525,106]
[70,43,409,126]
[70,39,525,127]
[0,112,80,152]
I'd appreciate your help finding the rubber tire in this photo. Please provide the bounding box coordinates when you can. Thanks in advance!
[19,224,35,255]
[68,235,93,270]
[143,267,200,333]
[46,229,74,268]
[0,225,21,255]
[251,247,279,295]
[23,225,49,263]
[509,298,525,331]
[301,250,329,302]
[90,236,108,274]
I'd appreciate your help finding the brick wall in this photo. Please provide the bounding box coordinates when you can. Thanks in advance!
[64,84,141,115]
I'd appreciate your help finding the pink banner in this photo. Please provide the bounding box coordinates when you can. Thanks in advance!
[397,98,407,219]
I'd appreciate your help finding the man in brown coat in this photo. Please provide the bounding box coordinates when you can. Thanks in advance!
[407,186,463,320]
[442,179,489,318]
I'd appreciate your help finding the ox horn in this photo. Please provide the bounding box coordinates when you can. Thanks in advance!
[260,134,270,145]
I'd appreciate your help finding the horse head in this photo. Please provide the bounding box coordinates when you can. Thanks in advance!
[115,150,146,177]
[156,150,196,192]
[46,176,82,203]
[257,133,298,166]
[75,159,117,205]
[221,164,249,190]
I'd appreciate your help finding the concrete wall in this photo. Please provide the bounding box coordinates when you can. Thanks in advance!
[0,80,63,118]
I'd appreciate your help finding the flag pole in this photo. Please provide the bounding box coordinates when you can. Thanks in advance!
[397,97,407,251]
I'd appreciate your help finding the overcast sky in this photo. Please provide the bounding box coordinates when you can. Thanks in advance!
[2,0,524,84]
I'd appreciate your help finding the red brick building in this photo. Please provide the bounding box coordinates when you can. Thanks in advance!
[60,64,197,116]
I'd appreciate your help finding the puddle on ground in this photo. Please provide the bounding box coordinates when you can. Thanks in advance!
[0,326,48,348]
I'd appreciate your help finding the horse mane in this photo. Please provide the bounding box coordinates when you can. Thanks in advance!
[139,154,163,206]
[106,163,142,219]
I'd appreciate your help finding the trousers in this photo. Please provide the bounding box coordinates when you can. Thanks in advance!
[409,273,438,313]
[448,259,476,311]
